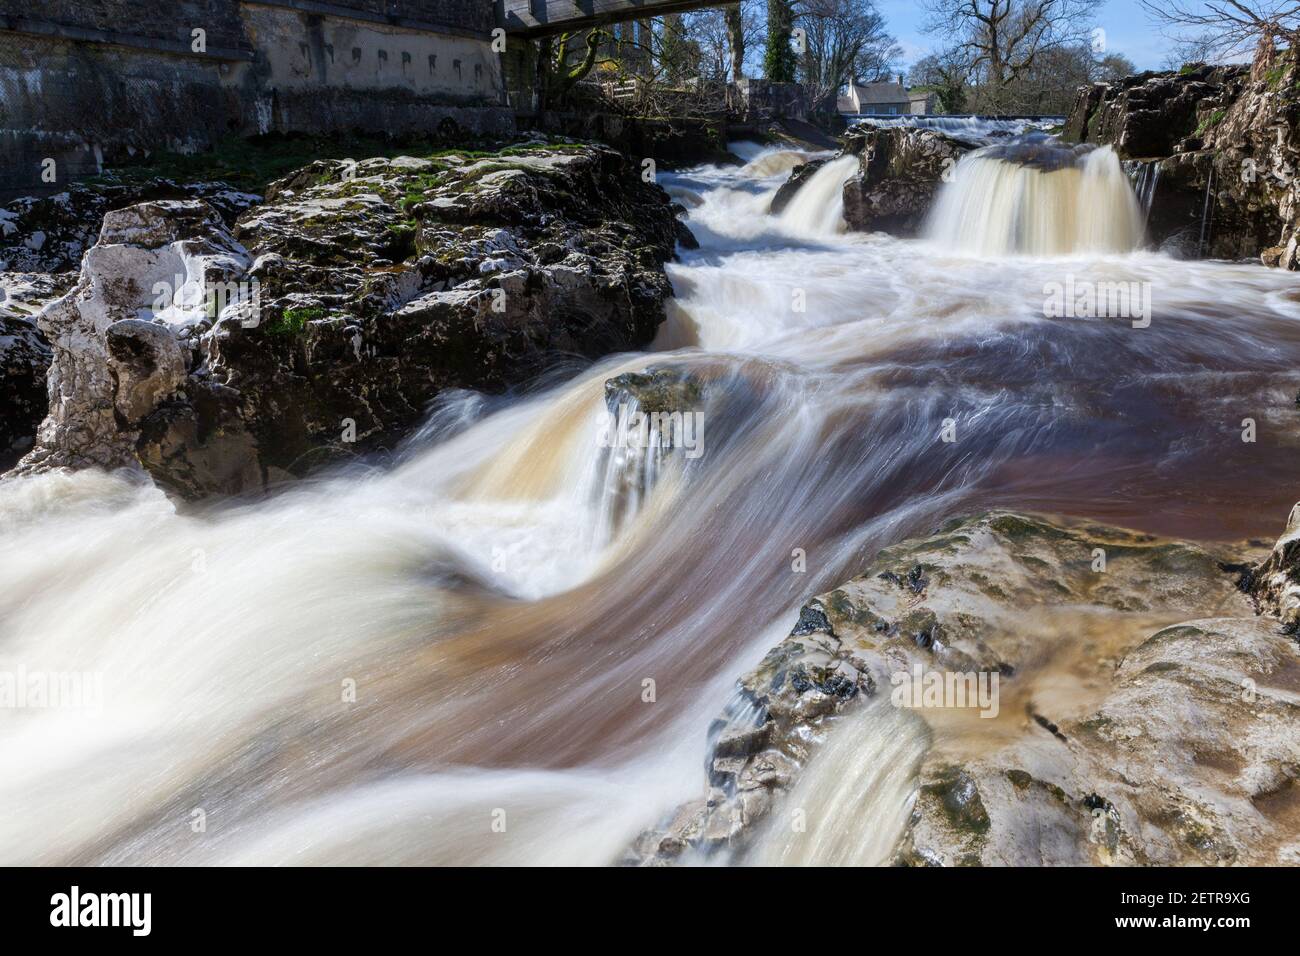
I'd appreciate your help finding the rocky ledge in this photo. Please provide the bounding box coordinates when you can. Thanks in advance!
[839,126,973,236]
[7,140,693,497]
[627,510,1300,866]
[1067,55,1300,264]
[772,127,973,238]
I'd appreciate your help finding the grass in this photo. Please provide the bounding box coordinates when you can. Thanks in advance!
[1195,109,1227,136]
[265,306,326,337]
[89,134,583,195]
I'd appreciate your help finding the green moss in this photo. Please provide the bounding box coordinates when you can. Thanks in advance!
[1195,109,1227,136]
[266,306,325,337]
[87,134,581,195]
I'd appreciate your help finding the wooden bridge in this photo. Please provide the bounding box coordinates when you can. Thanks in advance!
[496,0,729,39]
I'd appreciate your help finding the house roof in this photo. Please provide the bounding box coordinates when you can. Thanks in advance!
[850,81,910,105]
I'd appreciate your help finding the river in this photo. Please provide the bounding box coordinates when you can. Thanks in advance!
[1,131,1298,864]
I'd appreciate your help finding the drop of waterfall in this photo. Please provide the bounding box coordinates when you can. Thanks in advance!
[779,156,861,236]
[926,143,1146,255]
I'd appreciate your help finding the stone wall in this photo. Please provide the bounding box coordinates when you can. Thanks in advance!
[0,0,510,197]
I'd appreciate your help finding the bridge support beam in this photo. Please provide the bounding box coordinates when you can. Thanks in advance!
[497,0,723,40]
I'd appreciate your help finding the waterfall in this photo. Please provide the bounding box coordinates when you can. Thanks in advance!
[744,698,929,866]
[1199,166,1216,256]
[741,149,818,179]
[1129,160,1162,220]
[10,141,1300,867]
[853,115,1064,145]
[926,143,1146,255]
[779,155,861,236]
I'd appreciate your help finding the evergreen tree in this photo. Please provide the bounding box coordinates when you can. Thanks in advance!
[764,0,798,82]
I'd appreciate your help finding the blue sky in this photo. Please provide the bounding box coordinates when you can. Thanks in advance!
[878,0,1190,72]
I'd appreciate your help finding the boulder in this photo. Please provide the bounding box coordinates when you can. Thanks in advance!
[17,199,250,475]
[1066,65,1248,160]
[1250,501,1300,633]
[768,159,827,216]
[838,127,972,236]
[10,141,694,498]
[0,315,52,467]
[0,179,259,275]
[0,272,67,467]
[627,511,1300,866]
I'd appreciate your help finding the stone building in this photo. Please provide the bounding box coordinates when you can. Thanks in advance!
[838,76,938,116]
[0,1,510,195]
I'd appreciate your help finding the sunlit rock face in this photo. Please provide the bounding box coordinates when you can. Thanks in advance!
[628,512,1300,866]
[1252,502,1300,634]
[16,200,250,476]
[1068,57,1300,265]
[8,142,692,498]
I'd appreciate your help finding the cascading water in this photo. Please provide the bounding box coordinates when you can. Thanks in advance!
[1129,160,1163,221]
[852,115,1064,145]
[780,155,861,236]
[3,139,1300,866]
[926,141,1146,255]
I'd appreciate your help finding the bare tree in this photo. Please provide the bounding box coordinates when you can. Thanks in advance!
[910,46,975,112]
[1138,0,1300,63]
[538,30,616,105]
[922,0,1103,110]
[682,1,766,81]
[1095,51,1137,81]
[797,0,901,109]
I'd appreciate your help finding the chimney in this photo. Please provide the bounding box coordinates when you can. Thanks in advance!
[898,73,905,86]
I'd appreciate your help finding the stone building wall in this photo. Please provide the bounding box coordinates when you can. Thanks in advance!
[0,0,509,196]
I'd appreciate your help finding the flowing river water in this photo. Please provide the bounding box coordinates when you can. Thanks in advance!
[2,132,1300,865]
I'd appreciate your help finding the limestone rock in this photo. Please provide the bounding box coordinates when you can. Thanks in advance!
[768,160,827,216]
[1251,501,1300,632]
[1067,56,1300,265]
[0,314,52,467]
[839,127,972,236]
[0,179,259,275]
[628,511,1299,866]
[7,141,692,498]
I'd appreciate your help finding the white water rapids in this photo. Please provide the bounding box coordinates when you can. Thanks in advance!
[3,137,1300,865]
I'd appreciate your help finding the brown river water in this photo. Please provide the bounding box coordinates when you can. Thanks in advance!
[1,133,1297,864]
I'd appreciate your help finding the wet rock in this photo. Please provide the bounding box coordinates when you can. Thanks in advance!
[104,320,189,424]
[1068,54,1300,265]
[0,179,259,275]
[603,366,704,416]
[768,160,827,216]
[0,315,52,468]
[628,511,1299,866]
[1251,501,1300,632]
[15,199,249,475]
[838,127,972,236]
[8,141,692,498]
[1066,64,1248,160]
